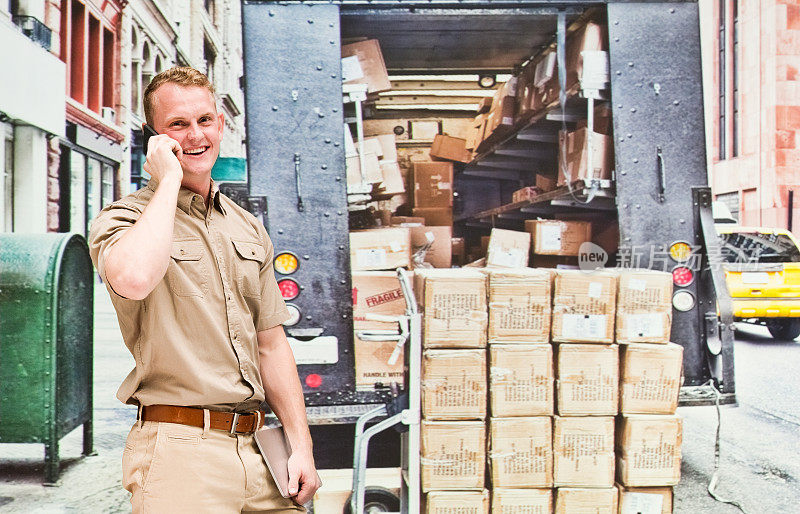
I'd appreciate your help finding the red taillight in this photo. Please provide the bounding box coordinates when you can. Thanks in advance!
[305,374,322,388]
[672,266,694,287]
[278,278,300,300]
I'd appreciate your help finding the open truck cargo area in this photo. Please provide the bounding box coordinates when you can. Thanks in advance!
[239,0,736,446]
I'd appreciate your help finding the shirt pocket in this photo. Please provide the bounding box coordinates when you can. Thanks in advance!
[232,239,266,298]
[167,238,209,298]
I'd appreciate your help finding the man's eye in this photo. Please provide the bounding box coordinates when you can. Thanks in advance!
[200,117,212,123]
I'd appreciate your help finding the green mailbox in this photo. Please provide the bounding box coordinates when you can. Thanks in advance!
[0,233,94,484]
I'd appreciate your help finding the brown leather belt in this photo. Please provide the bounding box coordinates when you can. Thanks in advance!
[140,405,263,436]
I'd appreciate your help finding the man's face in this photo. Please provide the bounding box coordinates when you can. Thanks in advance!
[150,83,224,180]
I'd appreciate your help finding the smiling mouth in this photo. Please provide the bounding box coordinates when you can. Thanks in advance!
[183,146,209,156]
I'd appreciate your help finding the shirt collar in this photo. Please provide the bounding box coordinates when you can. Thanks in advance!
[146,178,227,217]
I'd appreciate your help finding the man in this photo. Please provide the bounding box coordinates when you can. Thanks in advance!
[88,67,321,512]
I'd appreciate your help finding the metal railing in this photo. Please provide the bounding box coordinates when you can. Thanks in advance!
[12,15,52,51]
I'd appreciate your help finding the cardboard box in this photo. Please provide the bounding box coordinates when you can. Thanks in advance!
[411,226,453,269]
[531,255,578,269]
[379,161,405,195]
[477,96,493,114]
[351,271,411,320]
[415,269,488,348]
[616,270,673,344]
[620,343,684,415]
[430,134,472,163]
[480,236,491,257]
[565,20,608,92]
[341,39,391,94]
[535,173,558,193]
[368,134,398,162]
[421,420,486,491]
[491,489,552,514]
[616,415,683,487]
[616,485,673,514]
[314,468,400,514]
[490,344,553,417]
[553,416,615,487]
[487,268,553,342]
[347,152,383,187]
[451,237,466,266]
[422,349,487,420]
[557,127,614,186]
[552,270,617,344]
[486,228,530,268]
[593,221,620,255]
[349,228,411,271]
[391,216,425,226]
[412,207,453,227]
[426,490,489,514]
[556,343,619,416]
[485,78,518,140]
[466,113,488,151]
[354,320,404,389]
[413,162,454,208]
[577,104,614,136]
[489,417,553,487]
[411,120,441,141]
[511,186,541,204]
[526,220,592,257]
[555,488,619,514]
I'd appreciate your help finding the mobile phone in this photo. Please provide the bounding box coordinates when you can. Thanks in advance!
[142,124,158,155]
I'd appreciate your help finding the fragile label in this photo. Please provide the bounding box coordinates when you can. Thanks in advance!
[561,314,607,340]
[621,492,664,514]
[626,313,664,339]
[539,225,562,251]
[588,282,603,298]
[341,55,364,82]
[356,248,387,268]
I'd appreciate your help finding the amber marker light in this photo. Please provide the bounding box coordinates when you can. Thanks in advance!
[669,241,693,262]
[274,252,299,275]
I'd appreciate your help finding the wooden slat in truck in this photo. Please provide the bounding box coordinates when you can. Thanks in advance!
[236,0,735,466]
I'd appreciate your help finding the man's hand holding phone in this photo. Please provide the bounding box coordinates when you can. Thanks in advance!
[142,125,183,186]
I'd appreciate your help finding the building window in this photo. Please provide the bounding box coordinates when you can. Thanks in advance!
[732,0,739,158]
[2,125,13,232]
[61,145,118,236]
[718,0,726,161]
[60,0,118,116]
[718,0,739,161]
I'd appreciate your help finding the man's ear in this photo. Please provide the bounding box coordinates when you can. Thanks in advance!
[218,111,225,137]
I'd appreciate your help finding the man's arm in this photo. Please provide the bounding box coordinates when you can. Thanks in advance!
[257,325,321,505]
[103,136,183,300]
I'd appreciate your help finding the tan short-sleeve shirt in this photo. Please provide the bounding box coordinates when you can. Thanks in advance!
[88,180,290,412]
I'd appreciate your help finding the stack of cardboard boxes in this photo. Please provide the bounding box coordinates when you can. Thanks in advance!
[413,266,682,513]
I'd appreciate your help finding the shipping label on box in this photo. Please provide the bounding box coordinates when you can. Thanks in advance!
[620,343,683,415]
[555,487,618,514]
[525,220,592,257]
[489,417,553,487]
[342,39,391,94]
[486,228,530,268]
[425,489,489,514]
[487,268,553,342]
[415,269,488,348]
[350,228,411,271]
[616,415,683,487]
[413,162,454,208]
[490,344,553,417]
[353,320,404,389]
[616,270,674,344]
[411,226,453,269]
[421,420,486,491]
[556,343,619,416]
[422,349,487,420]
[491,488,552,514]
[552,270,617,344]
[617,485,673,514]
[553,416,615,487]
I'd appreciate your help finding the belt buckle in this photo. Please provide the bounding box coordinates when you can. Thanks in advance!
[228,412,241,438]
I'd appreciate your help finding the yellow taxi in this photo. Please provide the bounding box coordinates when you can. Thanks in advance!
[717,224,800,340]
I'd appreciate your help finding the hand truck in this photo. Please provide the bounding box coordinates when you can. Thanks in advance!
[348,268,421,514]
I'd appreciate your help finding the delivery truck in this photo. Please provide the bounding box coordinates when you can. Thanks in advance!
[233,0,735,469]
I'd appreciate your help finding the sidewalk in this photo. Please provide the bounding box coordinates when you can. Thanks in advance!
[0,283,135,513]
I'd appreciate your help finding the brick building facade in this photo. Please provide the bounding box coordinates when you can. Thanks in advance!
[702,0,800,229]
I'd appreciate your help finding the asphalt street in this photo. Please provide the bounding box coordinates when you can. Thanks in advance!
[0,285,798,512]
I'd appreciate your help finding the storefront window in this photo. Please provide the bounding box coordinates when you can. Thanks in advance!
[3,130,13,232]
[86,157,102,234]
[70,151,86,235]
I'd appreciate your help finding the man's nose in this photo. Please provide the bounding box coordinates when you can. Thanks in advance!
[187,122,204,140]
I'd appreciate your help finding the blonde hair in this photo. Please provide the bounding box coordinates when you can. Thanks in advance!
[143,66,216,125]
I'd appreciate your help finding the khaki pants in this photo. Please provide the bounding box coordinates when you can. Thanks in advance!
[122,420,306,513]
